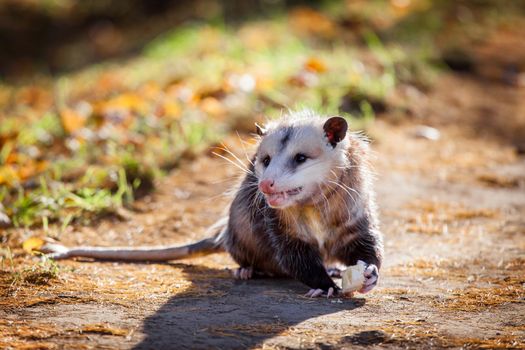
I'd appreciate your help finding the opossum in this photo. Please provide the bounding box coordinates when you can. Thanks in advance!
[43,111,383,298]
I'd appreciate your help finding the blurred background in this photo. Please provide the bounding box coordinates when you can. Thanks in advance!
[0,0,524,228]
[0,4,525,349]
[1,2,525,348]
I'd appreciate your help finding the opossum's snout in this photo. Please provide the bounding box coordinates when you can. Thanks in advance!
[259,179,304,208]
[259,179,275,194]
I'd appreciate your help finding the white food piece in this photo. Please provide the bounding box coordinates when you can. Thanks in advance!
[341,261,367,293]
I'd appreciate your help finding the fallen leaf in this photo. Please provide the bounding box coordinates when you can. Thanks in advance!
[238,23,277,50]
[104,93,147,114]
[0,165,19,185]
[22,237,45,253]
[157,100,181,119]
[304,57,327,73]
[289,7,337,39]
[200,97,226,117]
[60,108,87,134]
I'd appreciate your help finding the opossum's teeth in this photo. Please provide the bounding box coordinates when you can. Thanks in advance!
[285,187,303,196]
[265,187,302,207]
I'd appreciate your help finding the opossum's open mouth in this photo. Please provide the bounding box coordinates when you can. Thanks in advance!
[265,187,303,207]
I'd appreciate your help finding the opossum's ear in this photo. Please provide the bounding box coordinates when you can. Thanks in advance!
[255,123,267,136]
[323,116,348,147]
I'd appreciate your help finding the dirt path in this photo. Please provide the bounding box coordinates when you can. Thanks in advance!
[1,73,524,349]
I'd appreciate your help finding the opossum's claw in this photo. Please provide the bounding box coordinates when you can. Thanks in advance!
[305,287,336,298]
[305,288,324,298]
[358,262,379,293]
[233,267,253,280]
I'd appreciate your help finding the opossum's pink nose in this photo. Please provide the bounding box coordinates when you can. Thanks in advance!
[259,179,275,194]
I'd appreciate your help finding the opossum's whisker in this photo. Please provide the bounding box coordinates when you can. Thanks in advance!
[205,192,230,202]
[329,170,357,206]
[323,182,348,223]
[219,142,253,172]
[212,152,253,175]
[329,169,338,181]
[327,180,358,207]
[328,170,361,199]
[335,165,360,170]
[214,144,253,174]
[208,173,244,185]
[318,183,331,213]
[327,180,354,200]
[236,131,254,166]
[335,181,362,200]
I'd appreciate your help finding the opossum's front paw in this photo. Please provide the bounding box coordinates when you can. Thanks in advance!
[305,287,336,298]
[358,262,379,293]
[233,267,253,280]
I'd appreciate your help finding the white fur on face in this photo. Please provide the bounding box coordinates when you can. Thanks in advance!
[254,115,349,209]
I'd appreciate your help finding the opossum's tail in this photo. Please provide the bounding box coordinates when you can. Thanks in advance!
[42,218,227,262]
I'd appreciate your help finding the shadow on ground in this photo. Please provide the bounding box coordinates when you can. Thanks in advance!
[134,264,366,349]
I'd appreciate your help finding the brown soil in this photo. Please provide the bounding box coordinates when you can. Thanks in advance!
[1,71,524,349]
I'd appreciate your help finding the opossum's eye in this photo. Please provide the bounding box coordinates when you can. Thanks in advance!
[294,153,308,164]
[262,155,271,167]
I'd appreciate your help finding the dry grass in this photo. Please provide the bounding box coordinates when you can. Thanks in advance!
[80,324,129,336]
[0,257,233,310]
[504,258,525,271]
[434,277,525,312]
[408,200,499,219]
[382,320,525,349]
[386,257,525,313]
[208,321,291,338]
[386,256,524,282]
[254,320,525,349]
[386,258,466,279]
[0,320,131,350]
[477,173,525,189]
[0,255,61,304]
[391,200,500,235]
[443,337,525,350]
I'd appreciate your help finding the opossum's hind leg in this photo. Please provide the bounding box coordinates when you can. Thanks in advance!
[233,267,253,280]
[232,266,279,280]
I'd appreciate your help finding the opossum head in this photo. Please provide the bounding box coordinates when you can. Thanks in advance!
[254,112,349,209]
